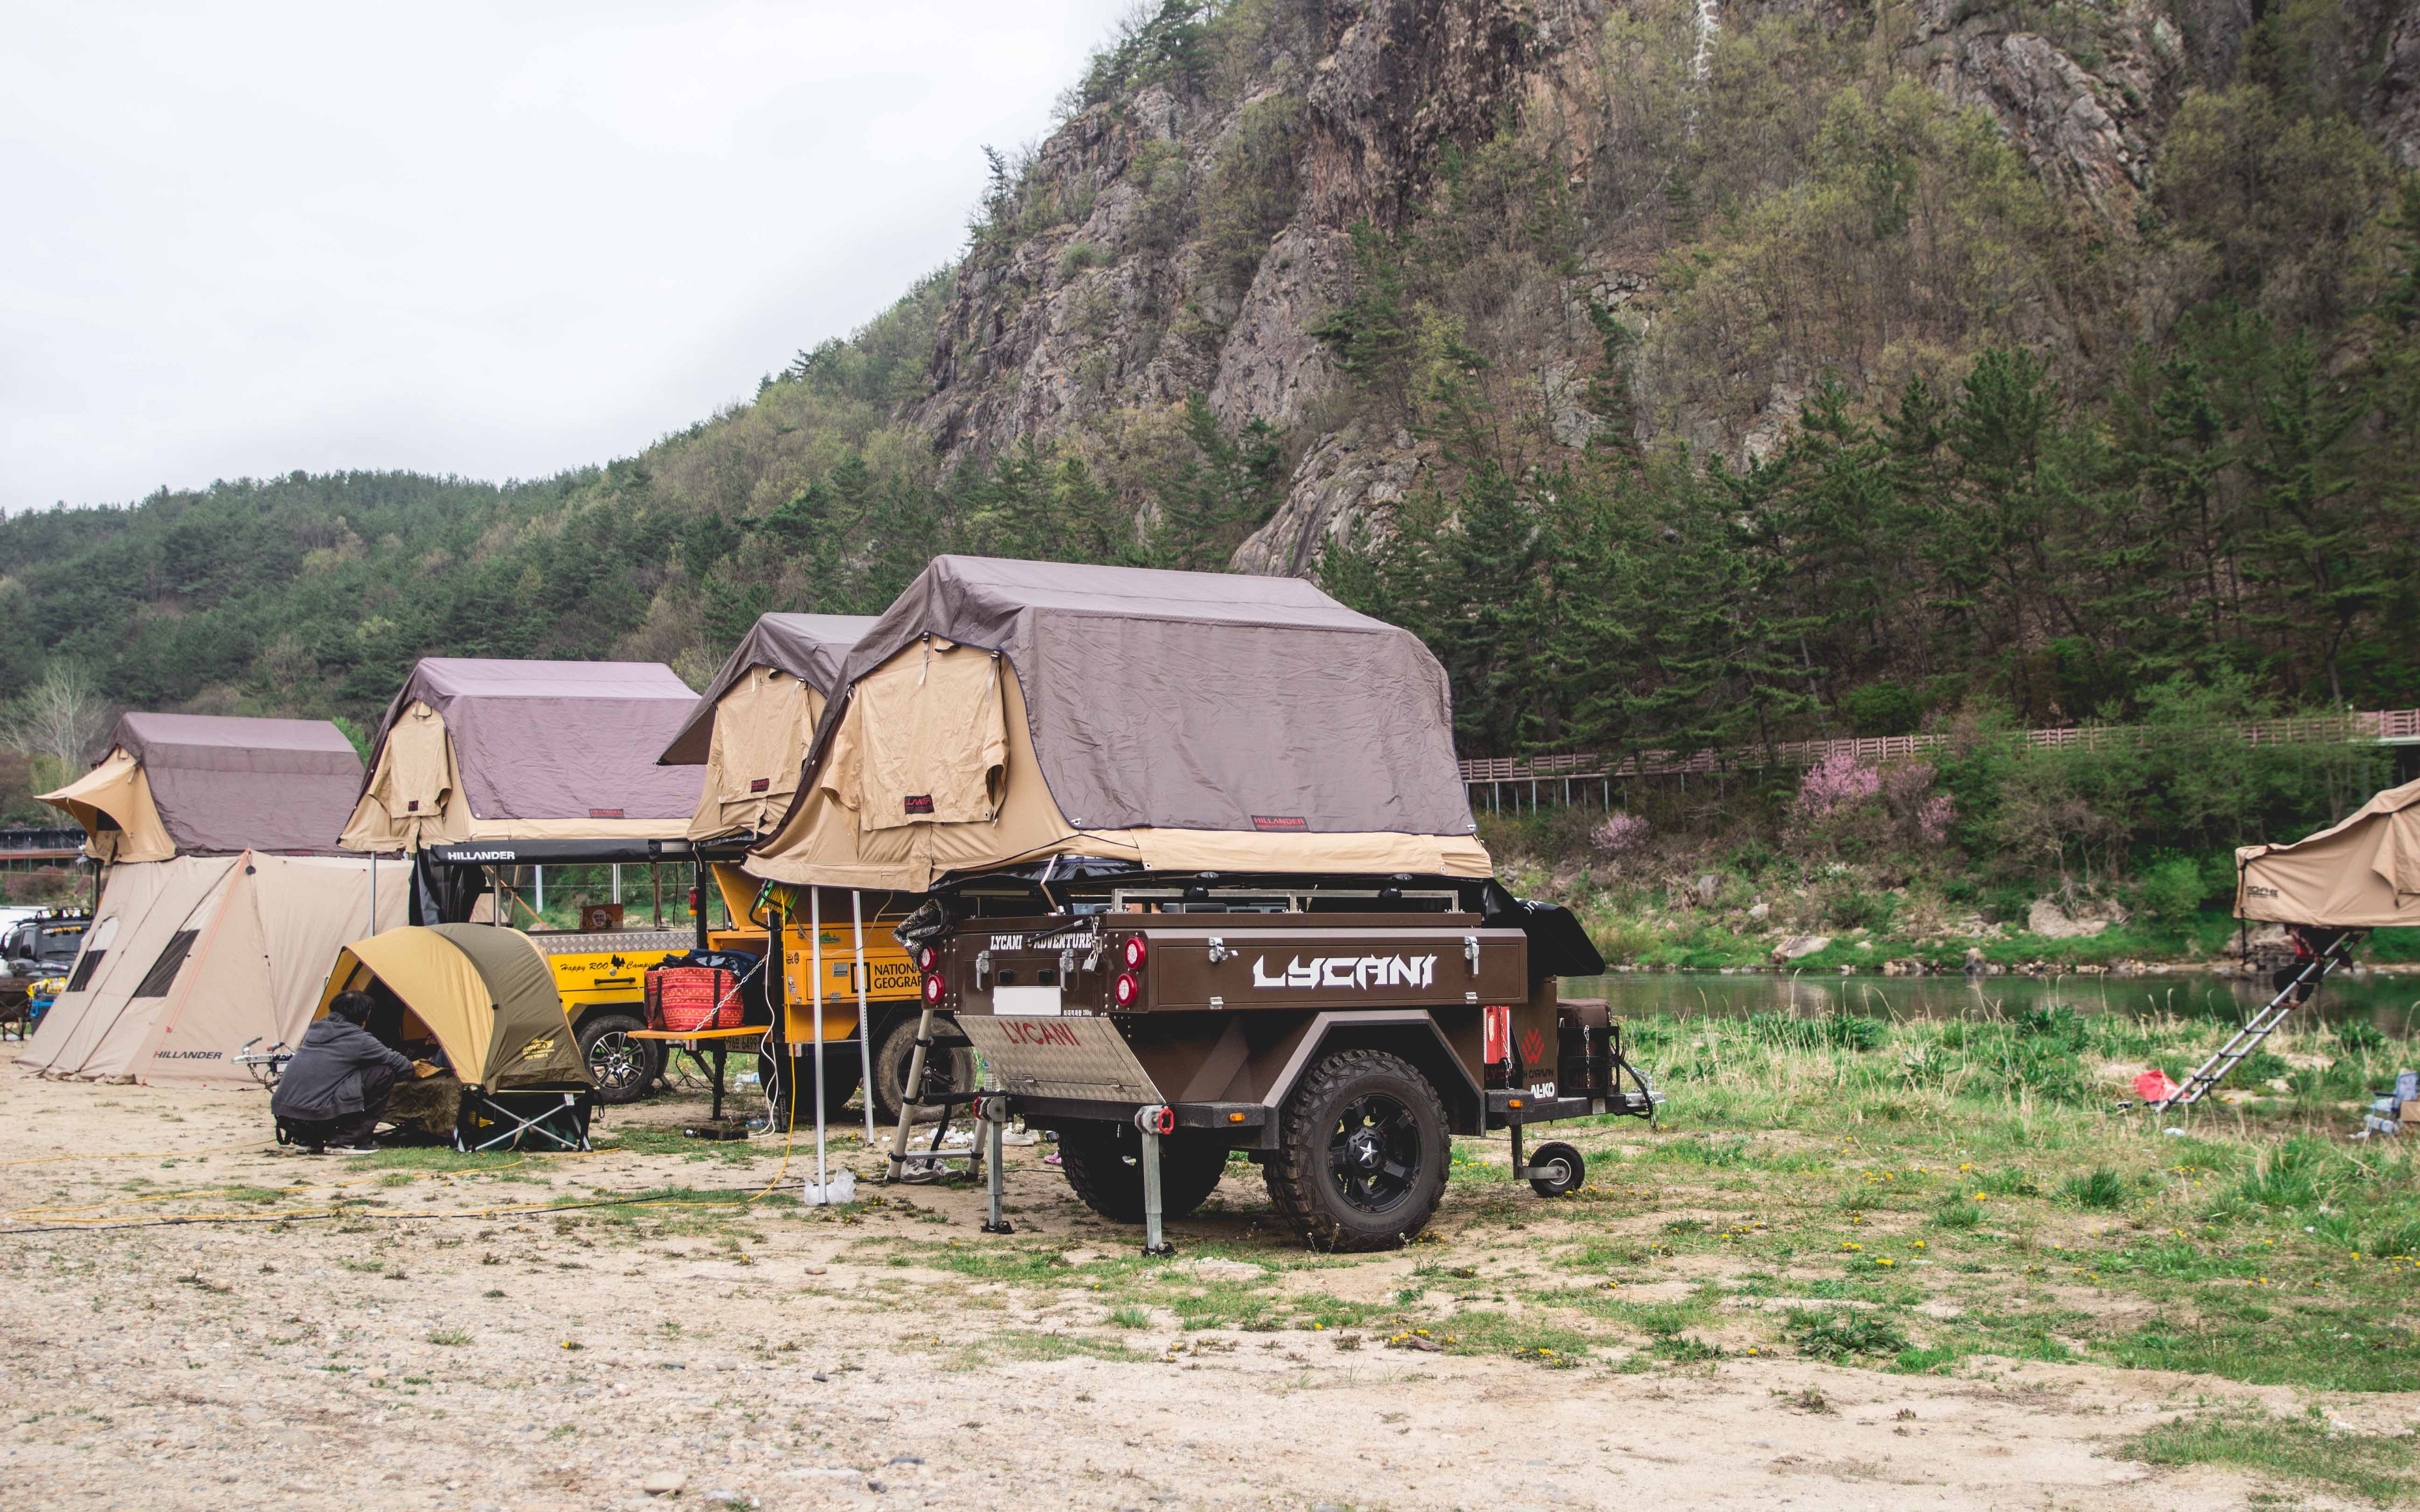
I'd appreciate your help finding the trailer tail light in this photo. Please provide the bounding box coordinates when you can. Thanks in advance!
[923,972,944,1004]
[1113,971,1140,1008]
[1121,935,1147,969]
[916,944,938,973]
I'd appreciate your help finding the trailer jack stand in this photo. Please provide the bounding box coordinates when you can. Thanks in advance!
[979,1094,1013,1235]
[1137,1106,1176,1257]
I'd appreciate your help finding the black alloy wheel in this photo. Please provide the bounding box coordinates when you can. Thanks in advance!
[1329,1091,1423,1214]
[577,1012,661,1105]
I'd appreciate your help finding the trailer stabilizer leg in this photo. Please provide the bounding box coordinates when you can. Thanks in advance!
[1136,1105,1176,1258]
[980,1094,1013,1235]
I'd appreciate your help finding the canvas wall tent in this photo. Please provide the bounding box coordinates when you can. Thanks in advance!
[39,713,365,861]
[2237,776,2420,928]
[744,556,1491,893]
[17,852,408,1085]
[657,613,879,845]
[340,658,704,853]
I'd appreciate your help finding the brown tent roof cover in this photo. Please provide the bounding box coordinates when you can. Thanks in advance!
[363,659,701,823]
[2237,776,2420,928]
[112,713,363,854]
[790,555,1476,841]
[658,613,880,765]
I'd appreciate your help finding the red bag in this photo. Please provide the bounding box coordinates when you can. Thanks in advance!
[646,966,741,1033]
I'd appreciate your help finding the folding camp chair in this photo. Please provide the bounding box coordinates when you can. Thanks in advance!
[457,1088,592,1153]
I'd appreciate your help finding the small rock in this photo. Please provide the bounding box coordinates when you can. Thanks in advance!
[1746,901,1770,921]
[888,1455,924,1466]
[1773,935,1832,961]
[811,1371,830,1382]
[1178,1257,1266,1281]
[640,1471,686,1496]
[802,1265,828,1275]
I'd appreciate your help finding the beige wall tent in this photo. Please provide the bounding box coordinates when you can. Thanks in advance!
[657,613,879,845]
[341,658,704,852]
[2237,776,2420,928]
[18,852,408,1085]
[745,556,1491,893]
[40,713,365,861]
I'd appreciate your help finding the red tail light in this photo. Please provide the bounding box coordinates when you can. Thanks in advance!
[1121,935,1147,970]
[923,973,944,1004]
[917,944,938,973]
[1113,971,1140,1007]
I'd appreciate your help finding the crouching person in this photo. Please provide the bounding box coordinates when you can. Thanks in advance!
[273,991,414,1154]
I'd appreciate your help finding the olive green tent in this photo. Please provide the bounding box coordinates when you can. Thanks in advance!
[315,924,591,1151]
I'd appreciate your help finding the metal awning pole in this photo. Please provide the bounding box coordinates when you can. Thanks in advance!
[368,852,376,936]
[852,891,873,1144]
[811,887,827,1193]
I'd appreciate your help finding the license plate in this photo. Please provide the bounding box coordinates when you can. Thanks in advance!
[993,985,1062,1017]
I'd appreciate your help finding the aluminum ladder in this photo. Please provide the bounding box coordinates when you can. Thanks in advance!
[2150,929,2367,1110]
[881,1002,984,1184]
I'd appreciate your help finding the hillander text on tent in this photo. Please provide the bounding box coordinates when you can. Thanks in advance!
[656,613,878,846]
[742,556,1491,893]
[40,712,366,861]
[2237,775,2420,928]
[339,658,705,854]
[21,713,409,1085]
[19,852,409,1085]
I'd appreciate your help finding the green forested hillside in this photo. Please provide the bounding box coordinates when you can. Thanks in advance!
[6,0,2417,910]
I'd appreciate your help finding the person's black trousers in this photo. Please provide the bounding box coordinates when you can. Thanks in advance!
[278,1067,398,1151]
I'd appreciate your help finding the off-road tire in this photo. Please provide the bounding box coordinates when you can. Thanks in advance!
[1056,1123,1231,1224]
[577,1012,660,1106]
[1266,1047,1448,1252]
[870,1014,976,1128]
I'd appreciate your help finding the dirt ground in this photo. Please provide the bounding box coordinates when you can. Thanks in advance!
[0,1049,2406,1512]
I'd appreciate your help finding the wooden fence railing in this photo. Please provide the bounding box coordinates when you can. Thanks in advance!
[1459,708,2420,789]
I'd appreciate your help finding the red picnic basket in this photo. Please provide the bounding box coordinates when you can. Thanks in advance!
[644,964,744,1033]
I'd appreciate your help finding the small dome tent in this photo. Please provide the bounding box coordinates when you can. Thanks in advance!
[657,613,879,845]
[41,712,365,862]
[316,924,592,1150]
[743,556,1490,893]
[340,658,703,854]
[2237,775,2420,928]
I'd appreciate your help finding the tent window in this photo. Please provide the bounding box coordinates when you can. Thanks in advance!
[64,916,118,992]
[130,929,201,999]
[65,949,105,992]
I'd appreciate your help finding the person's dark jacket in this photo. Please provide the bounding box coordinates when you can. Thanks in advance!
[271,1017,414,1120]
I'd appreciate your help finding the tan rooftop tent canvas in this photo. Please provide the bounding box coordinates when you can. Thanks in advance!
[656,613,878,844]
[744,556,1489,893]
[342,658,704,851]
[40,713,365,861]
[19,851,408,1085]
[2237,776,2420,929]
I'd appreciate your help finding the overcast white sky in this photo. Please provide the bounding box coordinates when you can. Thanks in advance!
[0,0,1132,513]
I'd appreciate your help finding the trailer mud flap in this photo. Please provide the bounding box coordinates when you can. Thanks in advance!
[956,1015,1165,1104]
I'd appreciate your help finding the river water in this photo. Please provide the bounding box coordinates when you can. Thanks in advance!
[1559,969,2420,1034]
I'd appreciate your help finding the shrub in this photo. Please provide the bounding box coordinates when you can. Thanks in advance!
[1056,242,1105,280]
[1590,811,1651,856]
[2134,856,2208,924]
[1789,1310,1910,1360]
[2061,1167,2126,1210]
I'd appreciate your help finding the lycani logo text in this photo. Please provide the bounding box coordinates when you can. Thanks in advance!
[1251,955,1437,990]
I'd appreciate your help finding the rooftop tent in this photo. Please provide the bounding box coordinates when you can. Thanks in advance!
[18,852,407,1085]
[340,658,704,853]
[316,924,589,1092]
[2237,776,2420,928]
[744,555,1490,893]
[657,613,880,845]
[39,713,366,861]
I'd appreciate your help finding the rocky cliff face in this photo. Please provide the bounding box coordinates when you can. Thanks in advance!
[904,0,2420,579]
